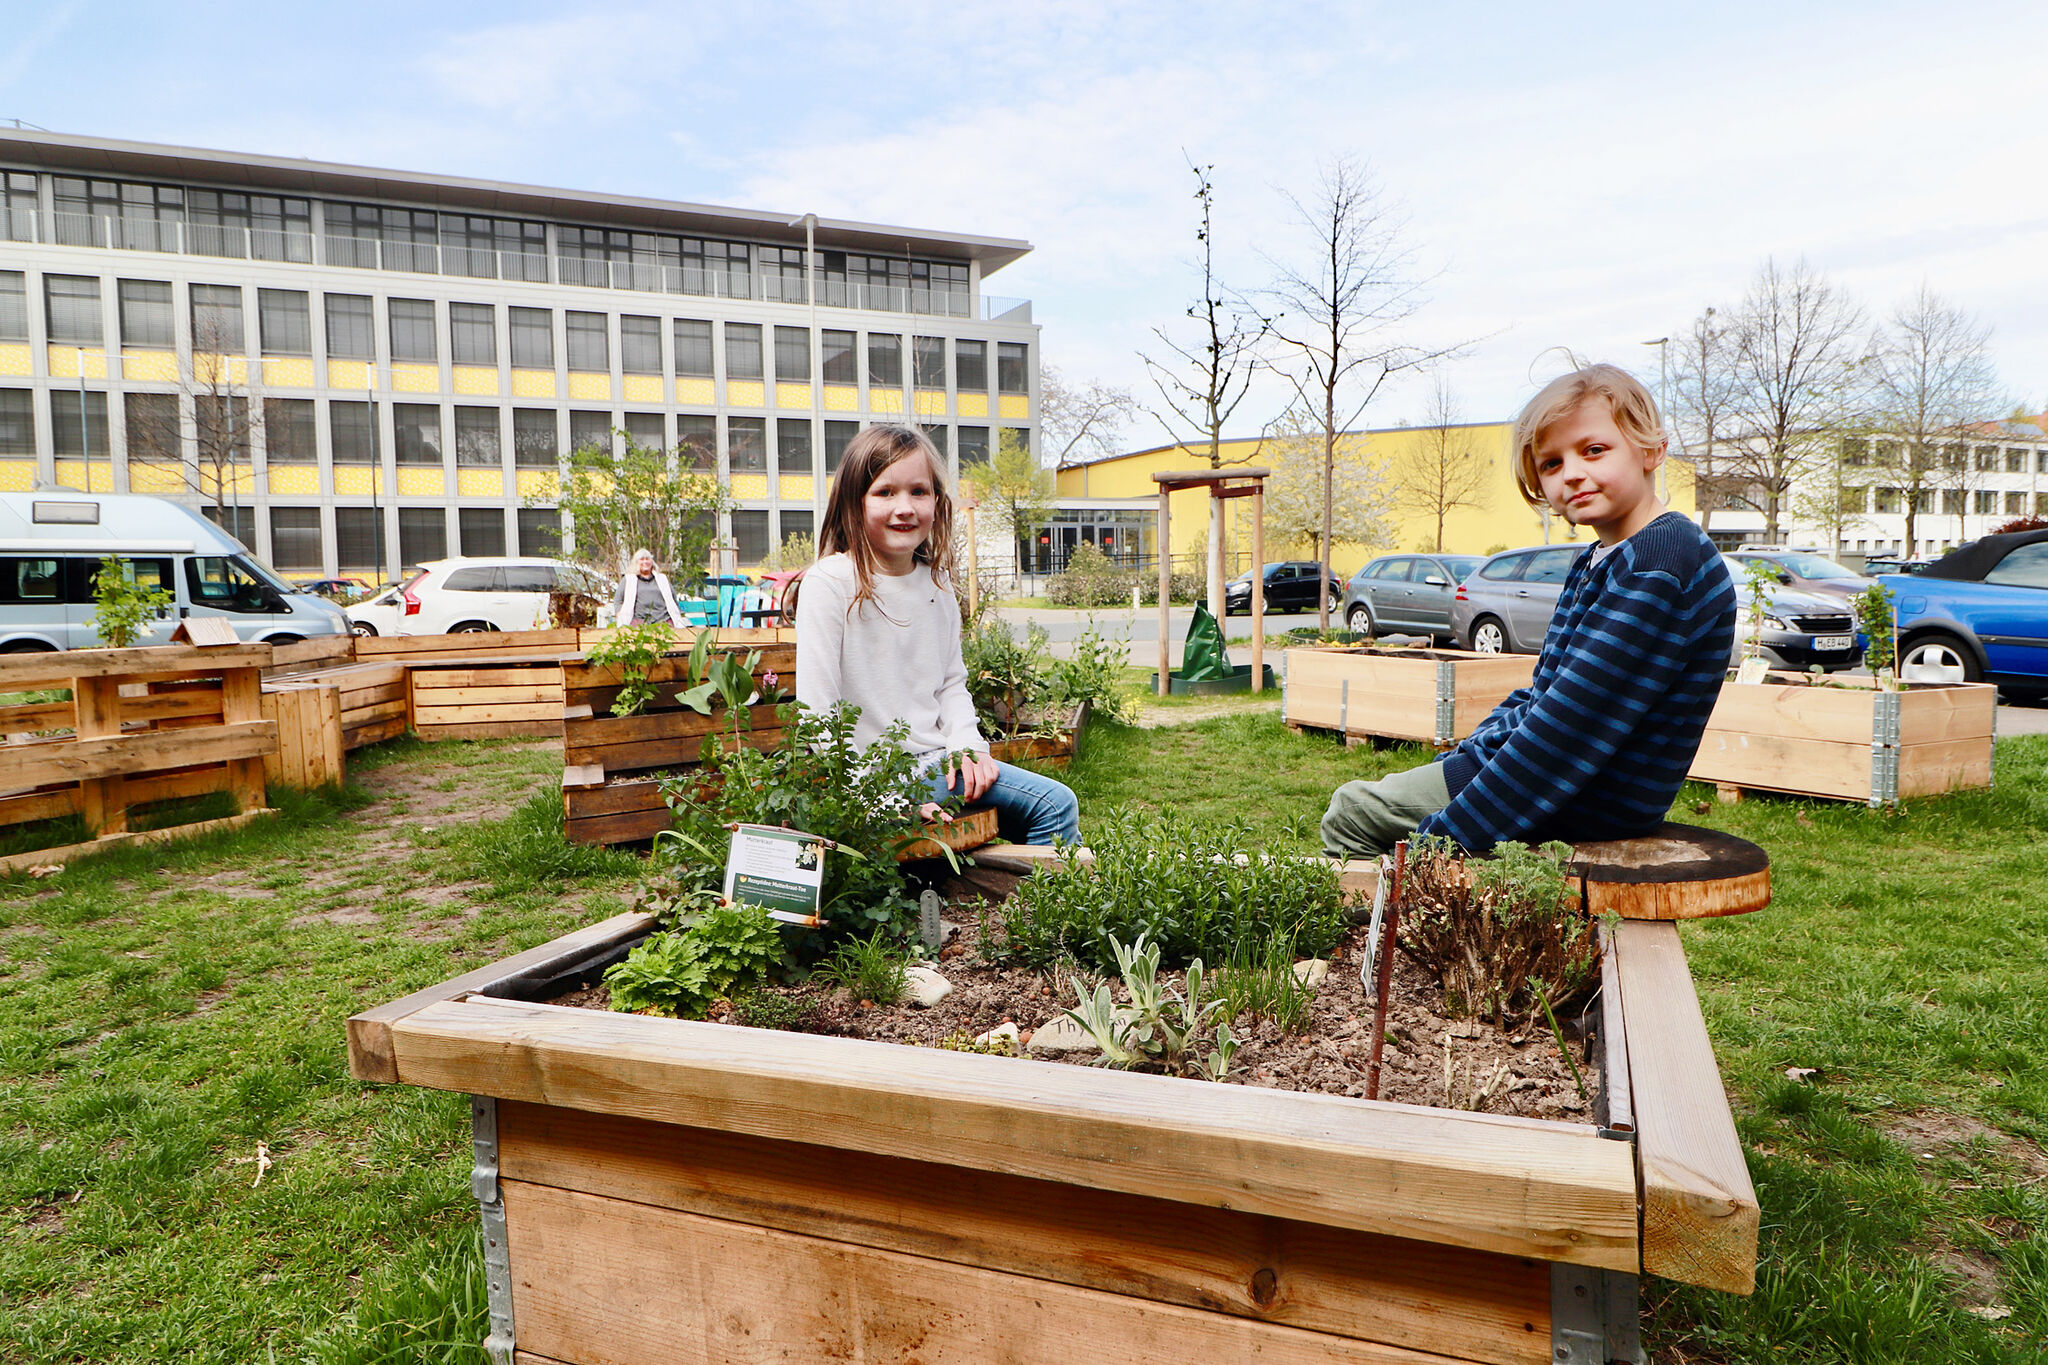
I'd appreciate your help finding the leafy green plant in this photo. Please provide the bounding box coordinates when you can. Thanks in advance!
[1216,937,1317,1033]
[1057,930,1236,1079]
[605,901,788,1019]
[586,621,681,716]
[814,931,908,1003]
[986,807,1347,972]
[1854,582,1898,682]
[730,989,816,1031]
[1045,541,1202,607]
[1741,558,1782,661]
[87,556,171,648]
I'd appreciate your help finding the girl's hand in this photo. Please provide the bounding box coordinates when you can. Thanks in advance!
[948,751,1000,803]
[917,802,952,824]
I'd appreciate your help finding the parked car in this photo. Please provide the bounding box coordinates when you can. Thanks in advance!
[1450,544,1861,670]
[1884,527,2048,699]
[1863,555,1936,577]
[0,492,349,650]
[1222,561,1344,616]
[1340,553,1484,640]
[346,557,612,637]
[297,576,374,601]
[1727,548,1877,604]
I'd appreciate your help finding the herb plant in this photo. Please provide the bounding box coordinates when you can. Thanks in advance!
[1854,582,1898,683]
[605,901,787,1019]
[1058,931,1237,1080]
[88,557,172,648]
[1740,558,1781,661]
[815,931,909,1003]
[586,621,681,716]
[961,618,1137,735]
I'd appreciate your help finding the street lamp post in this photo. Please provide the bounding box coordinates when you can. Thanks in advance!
[1642,336,1670,501]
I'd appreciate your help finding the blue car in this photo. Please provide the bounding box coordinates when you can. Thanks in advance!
[1886,528,2048,699]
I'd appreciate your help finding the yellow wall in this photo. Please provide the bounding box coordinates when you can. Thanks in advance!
[1054,423,1700,578]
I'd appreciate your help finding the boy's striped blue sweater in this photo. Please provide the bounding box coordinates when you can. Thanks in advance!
[1414,512,1736,853]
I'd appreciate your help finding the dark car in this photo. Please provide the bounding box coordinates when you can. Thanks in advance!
[1223,561,1344,615]
[1886,528,2048,699]
[1727,549,1876,604]
[1864,555,1936,576]
[1340,553,1484,641]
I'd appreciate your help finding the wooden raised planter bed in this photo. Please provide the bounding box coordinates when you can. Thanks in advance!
[986,699,1089,769]
[1689,674,1996,806]
[349,899,1759,1364]
[1284,646,1536,748]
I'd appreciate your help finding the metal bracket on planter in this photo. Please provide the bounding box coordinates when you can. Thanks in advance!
[1434,659,1457,747]
[1989,693,1998,789]
[471,1095,515,1365]
[1868,688,1902,808]
[1551,1262,1646,1365]
[1339,677,1350,734]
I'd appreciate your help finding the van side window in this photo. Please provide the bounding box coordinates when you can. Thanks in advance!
[0,558,62,602]
[500,565,556,593]
[442,567,500,591]
[186,556,273,613]
[80,557,174,603]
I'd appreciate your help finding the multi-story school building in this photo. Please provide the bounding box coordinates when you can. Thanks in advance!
[0,129,1039,581]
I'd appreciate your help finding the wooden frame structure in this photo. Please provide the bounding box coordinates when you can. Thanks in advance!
[1150,468,1270,697]
[1283,646,1538,749]
[348,909,1759,1365]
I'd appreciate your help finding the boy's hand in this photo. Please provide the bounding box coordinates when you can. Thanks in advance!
[946,751,1000,803]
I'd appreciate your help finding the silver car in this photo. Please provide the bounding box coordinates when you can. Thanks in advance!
[1340,553,1483,640]
[1727,548,1877,604]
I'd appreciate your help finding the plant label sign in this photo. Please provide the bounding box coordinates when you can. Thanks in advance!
[724,824,826,927]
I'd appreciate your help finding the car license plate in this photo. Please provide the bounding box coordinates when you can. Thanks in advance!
[1814,635,1852,651]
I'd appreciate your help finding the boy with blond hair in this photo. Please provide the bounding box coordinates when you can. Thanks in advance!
[1322,363,1736,856]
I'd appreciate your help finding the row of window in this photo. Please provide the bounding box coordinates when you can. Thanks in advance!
[1843,438,2048,474]
[2,271,1028,392]
[0,388,1016,473]
[1851,485,2048,517]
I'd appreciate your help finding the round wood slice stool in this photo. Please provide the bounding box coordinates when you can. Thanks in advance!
[895,805,1000,862]
[1569,821,1770,920]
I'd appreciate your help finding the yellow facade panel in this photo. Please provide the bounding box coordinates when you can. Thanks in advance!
[998,394,1030,420]
[729,474,769,500]
[54,461,115,493]
[48,347,109,380]
[0,460,36,492]
[327,360,371,391]
[566,372,610,401]
[457,468,505,498]
[624,375,664,404]
[397,467,445,497]
[957,392,989,419]
[869,388,903,415]
[261,357,316,388]
[128,461,187,495]
[512,369,557,398]
[915,389,947,416]
[676,377,715,405]
[778,475,814,502]
[197,467,257,497]
[726,380,766,409]
[123,350,180,383]
[192,354,250,387]
[823,384,859,413]
[776,383,811,410]
[453,366,500,397]
[333,466,383,497]
[516,469,559,499]
[391,362,440,394]
[0,343,30,378]
[267,464,320,496]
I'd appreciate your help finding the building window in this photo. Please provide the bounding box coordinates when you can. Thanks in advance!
[334,507,381,573]
[774,327,810,383]
[2008,491,2027,516]
[450,303,496,367]
[118,280,175,349]
[1974,445,1997,472]
[914,336,945,389]
[325,295,374,361]
[760,247,807,303]
[1942,489,1964,515]
[0,389,35,455]
[398,508,446,567]
[190,284,245,353]
[2007,448,2028,473]
[821,329,856,385]
[2039,452,2048,475]
[517,508,560,557]
[678,414,715,472]
[997,342,1028,394]
[0,272,25,342]
[958,425,990,468]
[921,424,949,460]
[202,505,258,546]
[624,412,664,451]
[393,403,442,466]
[1002,427,1030,459]
[728,417,767,472]
[776,420,811,476]
[513,409,558,467]
[389,298,436,364]
[823,420,857,475]
[124,392,176,463]
[866,334,902,388]
[459,508,506,558]
[567,311,608,372]
[266,398,315,462]
[569,410,612,456]
[257,289,312,356]
[510,307,553,369]
[725,323,763,381]
[454,407,500,467]
[778,509,814,552]
[195,396,252,463]
[1,173,35,243]
[1975,489,1999,515]
[621,316,661,375]
[45,275,103,346]
[680,237,750,296]
[956,340,987,392]
[330,401,375,464]
[675,319,713,377]
[731,509,770,565]
[52,392,110,459]
[270,507,323,572]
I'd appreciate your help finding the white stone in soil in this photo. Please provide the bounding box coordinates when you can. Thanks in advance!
[1292,958,1330,990]
[1026,1014,1100,1054]
[973,1021,1021,1049]
[900,965,953,1008]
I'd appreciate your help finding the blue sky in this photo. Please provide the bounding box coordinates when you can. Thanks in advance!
[7,1,2048,438]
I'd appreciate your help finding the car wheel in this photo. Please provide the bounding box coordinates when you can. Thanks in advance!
[1470,616,1508,654]
[1346,604,1374,635]
[0,640,56,654]
[350,621,379,638]
[1898,632,1981,684]
[268,634,303,645]
[451,621,497,634]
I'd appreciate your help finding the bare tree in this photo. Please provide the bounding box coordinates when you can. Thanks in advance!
[1714,259,1866,544]
[1670,307,1740,535]
[1259,403,1393,569]
[123,315,263,535]
[1262,154,1448,628]
[1863,285,2001,551]
[1139,157,1268,620]
[1393,375,1491,552]
[1787,433,1874,553]
[962,429,1059,591]
[1040,364,1138,467]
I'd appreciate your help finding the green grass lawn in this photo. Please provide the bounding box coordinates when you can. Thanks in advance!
[1,720,2043,1362]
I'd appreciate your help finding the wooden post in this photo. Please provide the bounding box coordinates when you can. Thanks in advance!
[1249,483,1265,693]
[218,663,268,815]
[1156,486,1172,697]
[73,674,126,835]
[962,499,979,620]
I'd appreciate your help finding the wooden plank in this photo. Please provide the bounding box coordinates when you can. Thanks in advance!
[387,998,1639,1271]
[0,808,275,876]
[564,807,672,846]
[342,716,406,749]
[341,697,407,726]
[408,666,565,689]
[560,763,606,791]
[564,779,667,818]
[503,1179,1493,1365]
[413,701,564,725]
[1896,682,1996,745]
[562,642,795,692]
[409,684,564,707]
[123,763,233,807]
[0,701,76,734]
[500,1102,1552,1365]
[0,642,272,688]
[218,667,267,815]
[563,705,748,748]
[1612,919,1758,1294]
[1894,737,1996,799]
[355,628,581,657]
[413,719,564,741]
[170,616,239,647]
[0,720,278,790]
[563,725,782,775]
[266,634,356,674]
[72,676,125,836]
[124,689,224,725]
[1687,729,1871,800]
[0,784,79,827]
[345,911,657,1084]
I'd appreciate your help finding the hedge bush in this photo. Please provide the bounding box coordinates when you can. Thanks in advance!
[1046,543,1204,607]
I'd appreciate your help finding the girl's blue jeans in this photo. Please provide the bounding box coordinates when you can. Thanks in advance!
[925,758,1081,847]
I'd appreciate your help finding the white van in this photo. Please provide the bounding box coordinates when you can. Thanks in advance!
[0,493,350,652]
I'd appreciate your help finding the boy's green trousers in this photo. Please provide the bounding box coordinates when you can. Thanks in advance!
[1321,760,1451,859]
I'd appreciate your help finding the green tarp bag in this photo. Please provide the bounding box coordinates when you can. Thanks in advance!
[1178,603,1230,683]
